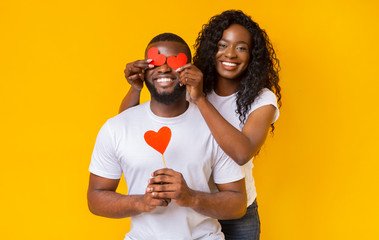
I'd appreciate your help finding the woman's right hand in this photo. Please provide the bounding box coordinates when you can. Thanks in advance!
[124,59,154,91]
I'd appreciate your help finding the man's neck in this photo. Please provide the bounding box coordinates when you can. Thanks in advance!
[150,95,189,118]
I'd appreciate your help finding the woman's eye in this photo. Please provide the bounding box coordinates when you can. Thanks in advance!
[237,46,248,51]
[218,43,227,49]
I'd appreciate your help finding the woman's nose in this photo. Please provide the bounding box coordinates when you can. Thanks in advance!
[224,46,237,58]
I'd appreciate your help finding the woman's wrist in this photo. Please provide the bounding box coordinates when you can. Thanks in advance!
[193,94,207,106]
[131,85,143,91]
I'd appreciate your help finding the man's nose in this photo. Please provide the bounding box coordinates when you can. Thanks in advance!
[157,64,172,73]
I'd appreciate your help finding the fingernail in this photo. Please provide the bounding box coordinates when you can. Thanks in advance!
[180,83,183,87]
[148,64,154,68]
[147,59,153,63]
[176,67,182,72]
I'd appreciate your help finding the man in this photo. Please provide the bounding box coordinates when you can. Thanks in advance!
[87,33,246,240]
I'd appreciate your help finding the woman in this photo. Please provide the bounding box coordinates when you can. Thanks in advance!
[120,10,281,240]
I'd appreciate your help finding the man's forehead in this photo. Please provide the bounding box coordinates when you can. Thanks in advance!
[145,41,189,57]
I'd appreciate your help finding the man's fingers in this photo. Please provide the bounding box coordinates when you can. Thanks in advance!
[144,193,170,210]
[148,174,174,185]
[146,183,176,193]
[151,191,177,199]
[152,168,178,177]
[150,198,170,206]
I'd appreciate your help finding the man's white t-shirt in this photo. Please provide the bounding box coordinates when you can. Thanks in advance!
[207,88,279,207]
[89,102,244,240]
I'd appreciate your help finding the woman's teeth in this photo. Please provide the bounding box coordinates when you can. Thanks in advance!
[222,62,237,67]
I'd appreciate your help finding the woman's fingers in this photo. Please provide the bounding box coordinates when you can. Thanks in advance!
[125,59,154,77]
[176,63,192,73]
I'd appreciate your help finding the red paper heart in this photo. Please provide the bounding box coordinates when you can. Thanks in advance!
[147,47,166,66]
[167,53,187,70]
[144,126,172,155]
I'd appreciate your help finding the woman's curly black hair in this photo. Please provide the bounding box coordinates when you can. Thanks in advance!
[193,10,281,132]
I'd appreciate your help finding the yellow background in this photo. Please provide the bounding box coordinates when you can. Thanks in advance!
[1,0,378,239]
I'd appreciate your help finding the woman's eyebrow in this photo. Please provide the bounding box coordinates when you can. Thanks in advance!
[219,39,249,45]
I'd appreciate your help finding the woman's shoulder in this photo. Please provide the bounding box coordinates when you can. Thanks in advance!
[258,88,276,99]
[252,88,277,106]
[249,88,280,123]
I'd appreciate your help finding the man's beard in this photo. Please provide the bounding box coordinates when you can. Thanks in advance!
[145,80,186,105]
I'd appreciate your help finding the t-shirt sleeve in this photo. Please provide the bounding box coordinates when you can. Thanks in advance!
[249,89,280,124]
[211,143,244,184]
[89,121,122,179]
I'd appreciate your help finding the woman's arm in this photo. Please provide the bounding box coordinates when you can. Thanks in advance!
[119,59,153,113]
[119,87,141,113]
[196,98,275,165]
[178,64,276,165]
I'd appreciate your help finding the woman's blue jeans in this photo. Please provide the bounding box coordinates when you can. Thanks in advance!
[219,199,260,240]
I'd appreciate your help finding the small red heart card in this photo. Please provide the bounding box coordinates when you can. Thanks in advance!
[144,126,171,155]
[147,47,166,66]
[167,53,187,70]
[144,126,172,168]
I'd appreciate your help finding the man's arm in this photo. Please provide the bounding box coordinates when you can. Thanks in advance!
[87,173,169,218]
[147,168,247,220]
[191,179,247,220]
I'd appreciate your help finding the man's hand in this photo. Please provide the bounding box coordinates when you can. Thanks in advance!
[146,168,196,207]
[141,187,171,212]
[124,59,154,90]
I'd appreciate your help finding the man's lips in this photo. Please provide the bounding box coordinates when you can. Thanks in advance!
[156,77,173,83]
[153,76,178,87]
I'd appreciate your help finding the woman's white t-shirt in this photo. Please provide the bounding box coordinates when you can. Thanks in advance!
[207,88,279,206]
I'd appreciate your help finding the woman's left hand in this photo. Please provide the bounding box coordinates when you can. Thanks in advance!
[177,64,204,103]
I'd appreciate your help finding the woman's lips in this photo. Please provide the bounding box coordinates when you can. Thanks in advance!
[221,61,238,70]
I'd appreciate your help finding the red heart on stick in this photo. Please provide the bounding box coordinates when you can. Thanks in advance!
[144,126,172,155]
[147,47,166,66]
[167,53,187,70]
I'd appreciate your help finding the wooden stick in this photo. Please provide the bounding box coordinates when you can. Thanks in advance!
[162,154,167,168]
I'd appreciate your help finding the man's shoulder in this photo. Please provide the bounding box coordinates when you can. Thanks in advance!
[185,102,209,125]
[107,102,149,127]
[117,101,148,117]
[120,101,148,115]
